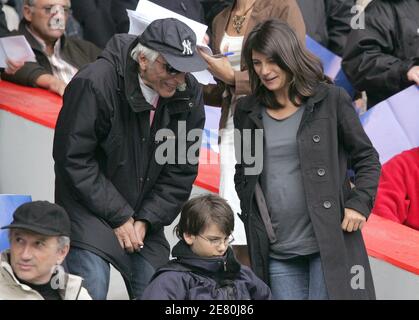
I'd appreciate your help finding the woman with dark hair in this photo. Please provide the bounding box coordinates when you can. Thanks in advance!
[234,18,381,299]
[199,0,306,267]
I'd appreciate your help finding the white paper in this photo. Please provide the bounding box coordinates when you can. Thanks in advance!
[0,35,36,68]
[191,70,217,85]
[134,0,208,44]
[128,0,215,84]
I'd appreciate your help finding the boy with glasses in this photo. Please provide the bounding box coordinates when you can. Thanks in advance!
[142,194,271,300]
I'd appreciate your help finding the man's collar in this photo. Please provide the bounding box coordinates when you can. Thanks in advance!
[0,250,33,290]
[22,21,62,55]
[138,74,159,107]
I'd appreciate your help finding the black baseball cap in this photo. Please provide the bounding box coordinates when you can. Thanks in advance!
[1,201,71,237]
[138,18,207,73]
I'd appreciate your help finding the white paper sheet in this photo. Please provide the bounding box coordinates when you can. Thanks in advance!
[134,0,208,44]
[0,35,36,68]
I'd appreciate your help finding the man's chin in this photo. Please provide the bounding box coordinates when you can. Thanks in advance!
[158,89,177,98]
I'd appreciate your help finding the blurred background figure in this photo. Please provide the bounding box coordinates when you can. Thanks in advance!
[70,0,114,48]
[342,0,419,108]
[0,2,11,36]
[110,0,206,37]
[296,0,354,56]
[0,0,19,32]
[372,148,419,231]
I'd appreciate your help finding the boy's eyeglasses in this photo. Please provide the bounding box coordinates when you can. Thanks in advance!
[198,234,234,247]
[155,58,181,75]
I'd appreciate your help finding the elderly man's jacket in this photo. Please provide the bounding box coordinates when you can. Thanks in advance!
[53,34,205,298]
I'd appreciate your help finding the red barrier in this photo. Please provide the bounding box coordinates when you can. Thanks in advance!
[362,214,419,275]
[0,80,62,129]
[0,80,220,192]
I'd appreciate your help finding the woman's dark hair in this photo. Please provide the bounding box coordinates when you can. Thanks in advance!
[243,19,330,108]
[174,194,234,240]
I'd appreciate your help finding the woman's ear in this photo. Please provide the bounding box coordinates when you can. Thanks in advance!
[183,232,195,246]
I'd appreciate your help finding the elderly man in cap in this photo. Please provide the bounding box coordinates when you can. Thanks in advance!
[53,18,207,300]
[0,201,91,300]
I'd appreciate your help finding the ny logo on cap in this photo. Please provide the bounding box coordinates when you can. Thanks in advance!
[182,39,193,56]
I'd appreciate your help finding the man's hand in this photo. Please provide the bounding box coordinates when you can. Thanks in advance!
[113,217,140,253]
[341,208,366,232]
[407,65,419,85]
[48,77,67,96]
[133,220,148,249]
[5,59,24,75]
[35,74,67,96]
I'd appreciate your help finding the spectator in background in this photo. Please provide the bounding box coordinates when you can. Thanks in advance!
[372,148,419,231]
[200,0,233,32]
[53,18,207,300]
[0,201,91,300]
[199,0,306,267]
[296,0,354,56]
[0,2,25,75]
[10,0,83,38]
[342,0,419,108]
[1,1,19,31]
[0,2,10,35]
[142,194,271,300]
[70,0,114,48]
[1,0,101,96]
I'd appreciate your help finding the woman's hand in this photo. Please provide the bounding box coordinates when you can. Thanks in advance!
[198,47,235,86]
[342,208,366,232]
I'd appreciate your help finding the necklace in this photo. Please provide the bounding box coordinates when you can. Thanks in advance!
[232,2,256,34]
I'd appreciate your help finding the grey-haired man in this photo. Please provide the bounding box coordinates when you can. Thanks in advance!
[0,201,91,300]
[53,18,207,300]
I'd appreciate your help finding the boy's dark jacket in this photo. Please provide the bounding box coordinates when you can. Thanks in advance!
[141,241,271,300]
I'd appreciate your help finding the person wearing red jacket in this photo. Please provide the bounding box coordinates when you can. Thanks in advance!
[372,147,419,231]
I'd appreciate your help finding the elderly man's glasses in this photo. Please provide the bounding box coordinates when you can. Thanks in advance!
[198,234,234,247]
[29,5,72,16]
[155,58,181,75]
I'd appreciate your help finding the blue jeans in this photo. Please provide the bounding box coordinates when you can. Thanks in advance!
[269,253,329,300]
[65,247,155,300]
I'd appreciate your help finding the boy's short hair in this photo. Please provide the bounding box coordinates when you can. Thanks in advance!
[175,194,234,240]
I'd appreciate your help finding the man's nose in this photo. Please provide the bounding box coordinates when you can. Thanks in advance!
[21,245,33,260]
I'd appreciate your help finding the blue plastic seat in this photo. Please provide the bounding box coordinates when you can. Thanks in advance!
[0,194,32,251]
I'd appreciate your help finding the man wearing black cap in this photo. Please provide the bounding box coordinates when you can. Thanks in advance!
[0,201,91,300]
[53,18,207,300]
